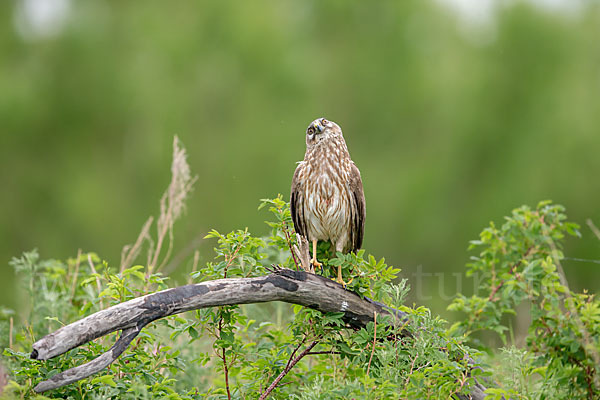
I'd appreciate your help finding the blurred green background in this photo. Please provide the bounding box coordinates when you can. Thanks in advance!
[1,0,599,318]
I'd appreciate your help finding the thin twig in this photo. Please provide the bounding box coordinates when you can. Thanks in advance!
[366,311,377,376]
[562,257,600,265]
[70,249,82,300]
[192,249,200,272]
[224,242,244,279]
[87,254,104,310]
[216,307,232,400]
[282,221,300,270]
[158,220,176,272]
[9,317,13,349]
[259,340,319,400]
[187,250,201,285]
[306,351,340,356]
[405,352,418,386]
[151,194,171,272]
[222,346,231,400]
[120,217,153,273]
[285,336,307,371]
[587,219,600,241]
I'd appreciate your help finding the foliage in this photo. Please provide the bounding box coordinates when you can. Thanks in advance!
[2,1,600,314]
[449,201,600,399]
[2,196,479,399]
[1,199,597,399]
[2,251,194,400]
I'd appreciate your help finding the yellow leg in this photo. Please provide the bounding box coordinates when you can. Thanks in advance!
[311,240,322,270]
[337,265,344,285]
[335,264,352,287]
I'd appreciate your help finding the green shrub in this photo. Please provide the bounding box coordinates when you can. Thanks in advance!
[1,199,597,399]
[449,201,599,399]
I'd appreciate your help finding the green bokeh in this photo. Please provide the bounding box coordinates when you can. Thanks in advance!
[1,0,599,318]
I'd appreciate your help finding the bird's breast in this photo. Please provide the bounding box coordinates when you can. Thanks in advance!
[300,151,353,244]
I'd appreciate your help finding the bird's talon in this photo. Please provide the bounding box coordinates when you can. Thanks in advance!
[335,275,351,287]
[334,265,350,287]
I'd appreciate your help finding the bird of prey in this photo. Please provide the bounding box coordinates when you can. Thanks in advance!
[290,117,366,285]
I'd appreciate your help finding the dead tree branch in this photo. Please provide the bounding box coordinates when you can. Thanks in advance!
[31,268,399,392]
[30,268,489,399]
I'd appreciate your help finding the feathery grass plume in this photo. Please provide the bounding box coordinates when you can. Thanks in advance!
[120,136,197,274]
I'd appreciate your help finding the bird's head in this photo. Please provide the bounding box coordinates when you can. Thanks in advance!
[305,117,342,146]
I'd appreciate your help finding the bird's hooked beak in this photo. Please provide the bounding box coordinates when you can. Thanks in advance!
[312,120,324,133]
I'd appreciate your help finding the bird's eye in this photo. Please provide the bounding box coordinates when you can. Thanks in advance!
[321,118,328,125]
[308,127,315,134]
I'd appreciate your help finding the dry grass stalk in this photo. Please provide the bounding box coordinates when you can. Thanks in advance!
[120,217,153,273]
[119,136,197,276]
[150,136,198,272]
[87,254,105,311]
[70,249,82,299]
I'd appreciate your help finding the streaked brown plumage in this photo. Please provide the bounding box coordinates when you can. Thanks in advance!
[290,117,365,284]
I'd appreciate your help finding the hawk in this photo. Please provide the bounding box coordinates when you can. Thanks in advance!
[290,117,366,284]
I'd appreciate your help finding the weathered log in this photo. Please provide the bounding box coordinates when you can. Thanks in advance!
[30,268,489,399]
[31,268,401,391]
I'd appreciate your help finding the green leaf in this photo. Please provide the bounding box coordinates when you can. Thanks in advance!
[91,374,117,387]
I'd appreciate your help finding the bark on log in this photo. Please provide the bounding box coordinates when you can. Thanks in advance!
[30,268,489,399]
